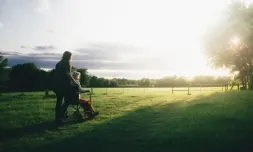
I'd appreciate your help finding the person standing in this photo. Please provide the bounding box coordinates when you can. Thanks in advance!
[53,51,76,124]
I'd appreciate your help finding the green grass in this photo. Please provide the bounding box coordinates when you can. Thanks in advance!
[1,88,253,152]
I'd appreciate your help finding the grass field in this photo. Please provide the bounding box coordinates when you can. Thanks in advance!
[1,88,253,152]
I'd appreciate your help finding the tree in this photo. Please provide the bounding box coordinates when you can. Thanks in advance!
[9,63,40,93]
[89,76,99,87]
[138,78,150,87]
[203,1,253,89]
[76,68,89,87]
[47,69,56,91]
[37,69,49,90]
[103,79,110,87]
[154,76,176,87]
[108,79,118,87]
[0,52,8,83]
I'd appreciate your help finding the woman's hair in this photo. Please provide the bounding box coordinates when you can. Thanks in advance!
[62,51,72,61]
[72,71,81,79]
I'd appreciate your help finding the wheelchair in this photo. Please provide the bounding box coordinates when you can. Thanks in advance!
[64,85,91,121]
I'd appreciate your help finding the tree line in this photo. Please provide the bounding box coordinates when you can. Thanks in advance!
[0,53,230,93]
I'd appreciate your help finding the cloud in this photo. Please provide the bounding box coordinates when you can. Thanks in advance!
[34,45,56,51]
[4,42,177,78]
[20,46,30,49]
[47,29,55,34]
[5,51,174,78]
[7,57,56,69]
[5,52,61,68]
[72,59,174,71]
[2,51,21,56]
[88,69,173,79]
[0,22,3,28]
[20,45,55,51]
[34,0,51,15]
[0,0,7,16]
[5,51,174,71]
[73,42,146,61]
[74,47,120,61]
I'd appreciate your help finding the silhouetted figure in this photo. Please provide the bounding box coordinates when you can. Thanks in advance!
[53,51,76,125]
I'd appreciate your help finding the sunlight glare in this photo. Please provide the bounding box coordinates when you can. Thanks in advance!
[231,36,240,46]
[47,0,233,78]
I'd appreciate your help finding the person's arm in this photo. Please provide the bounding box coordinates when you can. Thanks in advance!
[77,82,90,93]
[68,73,76,83]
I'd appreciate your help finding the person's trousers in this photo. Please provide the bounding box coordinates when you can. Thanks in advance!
[55,94,70,120]
[79,98,94,112]
[55,92,64,121]
[61,100,70,117]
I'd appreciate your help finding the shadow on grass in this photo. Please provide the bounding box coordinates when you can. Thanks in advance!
[0,96,11,103]
[3,91,253,152]
[42,94,56,99]
[0,118,90,142]
[0,121,57,141]
[0,93,40,103]
[0,93,156,143]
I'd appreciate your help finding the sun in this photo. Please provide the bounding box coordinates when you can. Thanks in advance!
[231,36,240,46]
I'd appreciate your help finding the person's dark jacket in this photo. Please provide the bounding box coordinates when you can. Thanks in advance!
[53,60,72,93]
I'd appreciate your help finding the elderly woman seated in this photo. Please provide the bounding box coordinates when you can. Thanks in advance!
[70,71,99,119]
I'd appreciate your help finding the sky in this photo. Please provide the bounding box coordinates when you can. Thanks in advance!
[1,0,251,79]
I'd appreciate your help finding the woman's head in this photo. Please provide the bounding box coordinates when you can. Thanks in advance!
[62,51,72,62]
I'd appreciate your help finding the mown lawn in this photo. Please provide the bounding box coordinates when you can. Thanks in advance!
[0,88,253,152]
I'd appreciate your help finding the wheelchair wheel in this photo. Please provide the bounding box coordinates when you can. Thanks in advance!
[72,111,83,121]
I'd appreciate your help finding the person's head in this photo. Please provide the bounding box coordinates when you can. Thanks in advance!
[72,71,80,81]
[62,51,72,62]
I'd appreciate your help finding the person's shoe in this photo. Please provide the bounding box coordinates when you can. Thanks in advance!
[89,112,99,120]
[63,114,69,120]
[55,119,64,127]
[85,111,94,120]
[60,117,68,122]
[93,112,99,117]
